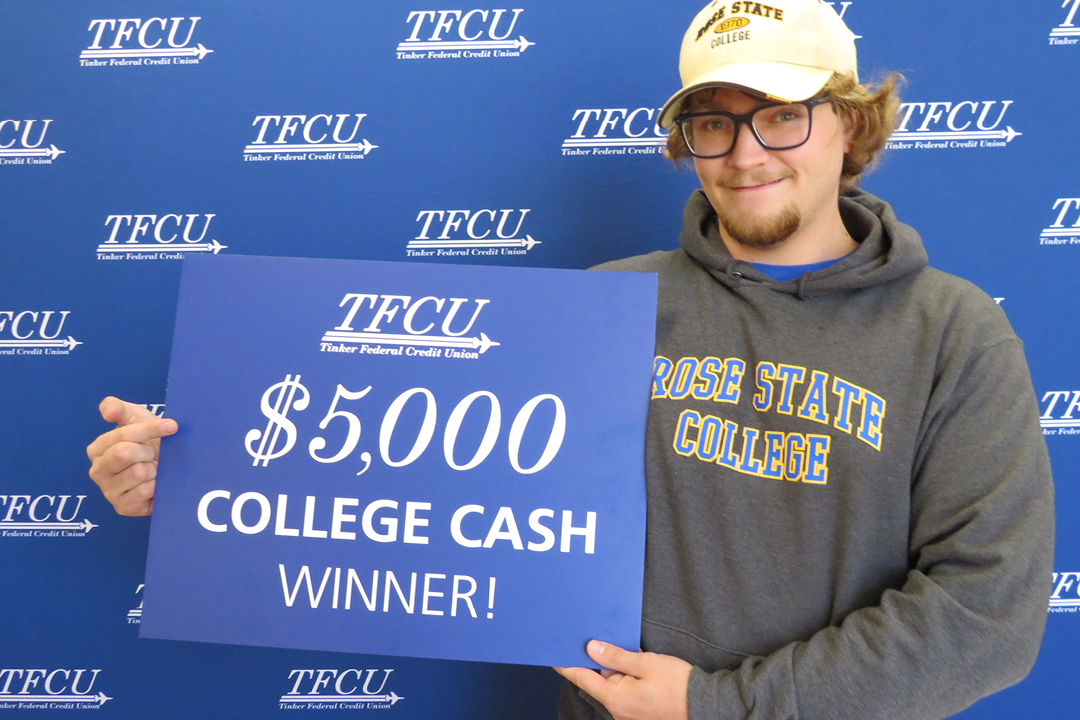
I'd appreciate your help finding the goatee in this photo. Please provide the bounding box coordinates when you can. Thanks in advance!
[717,203,802,250]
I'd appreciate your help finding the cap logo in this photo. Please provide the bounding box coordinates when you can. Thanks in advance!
[695,7,727,41]
[730,2,784,20]
[695,3,785,41]
[716,17,750,33]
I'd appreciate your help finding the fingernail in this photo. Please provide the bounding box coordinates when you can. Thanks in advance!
[162,419,178,433]
[588,640,604,656]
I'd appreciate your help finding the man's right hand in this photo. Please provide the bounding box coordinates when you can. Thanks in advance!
[86,397,177,517]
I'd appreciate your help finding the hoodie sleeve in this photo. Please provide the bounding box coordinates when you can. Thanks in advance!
[686,335,1055,720]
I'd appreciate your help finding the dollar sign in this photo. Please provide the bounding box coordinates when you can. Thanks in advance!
[245,374,310,467]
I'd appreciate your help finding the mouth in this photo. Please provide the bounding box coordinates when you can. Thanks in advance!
[727,178,786,191]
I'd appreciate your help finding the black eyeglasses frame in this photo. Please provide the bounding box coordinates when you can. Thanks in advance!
[673,95,832,159]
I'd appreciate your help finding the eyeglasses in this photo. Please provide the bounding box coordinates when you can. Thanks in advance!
[674,97,831,159]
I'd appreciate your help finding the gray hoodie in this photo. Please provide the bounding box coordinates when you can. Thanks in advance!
[564,189,1054,720]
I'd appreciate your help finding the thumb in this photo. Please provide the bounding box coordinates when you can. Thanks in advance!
[587,641,645,677]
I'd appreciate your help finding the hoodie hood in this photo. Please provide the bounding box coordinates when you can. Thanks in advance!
[678,187,929,299]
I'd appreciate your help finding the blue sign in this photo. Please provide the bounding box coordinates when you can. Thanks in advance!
[140,254,656,668]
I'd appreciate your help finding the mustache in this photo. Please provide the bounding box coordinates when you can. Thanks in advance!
[722,171,794,188]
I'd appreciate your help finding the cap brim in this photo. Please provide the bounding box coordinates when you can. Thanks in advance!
[658,62,834,128]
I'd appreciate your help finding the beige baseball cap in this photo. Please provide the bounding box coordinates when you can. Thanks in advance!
[658,0,858,128]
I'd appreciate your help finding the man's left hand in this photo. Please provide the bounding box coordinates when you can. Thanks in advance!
[555,640,692,720]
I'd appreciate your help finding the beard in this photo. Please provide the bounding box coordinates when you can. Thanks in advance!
[713,171,801,250]
[716,201,802,250]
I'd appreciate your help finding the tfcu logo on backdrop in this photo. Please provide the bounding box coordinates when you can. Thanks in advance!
[1051,0,1080,45]
[406,209,537,258]
[80,17,211,66]
[0,312,81,356]
[561,107,667,156]
[397,9,533,59]
[1039,198,1080,246]
[280,669,402,710]
[825,2,855,22]
[96,214,225,260]
[818,3,862,39]
[321,293,498,359]
[1051,571,1080,613]
[0,120,64,165]
[127,584,144,624]
[885,101,1020,150]
[0,669,111,710]
[244,115,377,162]
[0,495,96,537]
[1040,391,1080,436]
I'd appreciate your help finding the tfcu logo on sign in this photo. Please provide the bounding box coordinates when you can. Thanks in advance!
[0,669,110,710]
[1040,391,1080,436]
[244,114,377,162]
[0,312,81,356]
[280,669,401,710]
[885,101,1020,150]
[1051,0,1080,44]
[1039,198,1080,246]
[321,293,498,359]
[398,9,533,59]
[80,17,211,66]
[97,214,225,260]
[1051,571,1080,612]
[561,107,667,156]
[0,495,96,537]
[0,120,64,165]
[407,209,537,258]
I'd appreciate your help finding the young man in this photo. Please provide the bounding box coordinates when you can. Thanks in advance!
[89,2,1053,719]
[552,1,1053,719]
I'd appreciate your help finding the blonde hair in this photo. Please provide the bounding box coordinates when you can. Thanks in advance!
[665,72,903,188]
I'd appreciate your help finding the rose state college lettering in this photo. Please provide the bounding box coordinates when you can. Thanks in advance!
[652,356,887,485]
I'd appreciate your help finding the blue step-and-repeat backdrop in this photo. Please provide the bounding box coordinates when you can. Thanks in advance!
[1,1,1077,718]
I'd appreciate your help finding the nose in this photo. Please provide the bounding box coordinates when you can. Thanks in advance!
[726,121,771,170]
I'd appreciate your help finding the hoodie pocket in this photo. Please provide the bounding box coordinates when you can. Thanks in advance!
[642,617,751,672]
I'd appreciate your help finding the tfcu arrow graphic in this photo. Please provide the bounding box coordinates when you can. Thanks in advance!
[97,239,226,254]
[407,234,541,250]
[243,140,378,155]
[6,693,112,705]
[889,127,1022,143]
[0,519,97,532]
[80,43,213,60]
[397,35,533,52]
[281,692,404,705]
[562,137,665,149]
[1041,419,1080,428]
[0,336,82,351]
[321,331,500,354]
[1050,598,1080,606]
[0,145,65,159]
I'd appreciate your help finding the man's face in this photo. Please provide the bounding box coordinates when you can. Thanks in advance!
[687,87,850,252]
